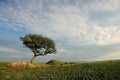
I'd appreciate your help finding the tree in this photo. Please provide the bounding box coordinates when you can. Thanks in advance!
[20,34,56,63]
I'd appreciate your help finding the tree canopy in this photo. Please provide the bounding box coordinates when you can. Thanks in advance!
[20,34,56,63]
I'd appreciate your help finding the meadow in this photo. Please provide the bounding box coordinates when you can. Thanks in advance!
[0,60,120,80]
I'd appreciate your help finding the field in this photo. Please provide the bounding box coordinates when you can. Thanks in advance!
[0,60,120,80]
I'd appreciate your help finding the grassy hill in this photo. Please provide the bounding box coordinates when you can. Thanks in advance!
[0,60,120,80]
[0,62,10,67]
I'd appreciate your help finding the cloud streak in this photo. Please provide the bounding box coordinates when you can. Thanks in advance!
[0,0,120,45]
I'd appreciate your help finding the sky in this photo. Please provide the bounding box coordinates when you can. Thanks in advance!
[0,0,120,62]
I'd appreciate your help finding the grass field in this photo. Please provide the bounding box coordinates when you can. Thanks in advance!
[0,60,120,80]
[0,62,10,67]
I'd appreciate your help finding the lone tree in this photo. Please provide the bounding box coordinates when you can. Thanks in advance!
[20,34,56,63]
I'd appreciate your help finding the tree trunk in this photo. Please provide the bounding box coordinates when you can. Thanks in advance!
[31,49,38,63]
[31,56,36,63]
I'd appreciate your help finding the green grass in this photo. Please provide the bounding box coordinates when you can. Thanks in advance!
[0,61,120,80]
[0,62,10,67]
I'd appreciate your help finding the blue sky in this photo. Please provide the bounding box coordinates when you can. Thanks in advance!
[0,0,120,62]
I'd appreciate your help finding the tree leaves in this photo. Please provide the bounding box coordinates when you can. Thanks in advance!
[20,34,56,56]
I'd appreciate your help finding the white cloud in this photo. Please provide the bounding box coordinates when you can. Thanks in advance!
[106,12,120,26]
[0,0,119,46]
[85,0,120,11]
[0,46,20,54]
[92,52,120,61]
[89,25,120,45]
[0,46,32,57]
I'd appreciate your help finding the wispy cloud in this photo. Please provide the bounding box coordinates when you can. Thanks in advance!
[0,0,119,45]
[0,46,32,61]
[92,52,120,61]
